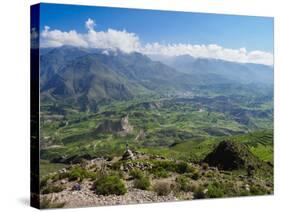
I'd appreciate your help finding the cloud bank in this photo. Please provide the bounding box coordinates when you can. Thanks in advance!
[40,18,273,66]
[41,18,140,53]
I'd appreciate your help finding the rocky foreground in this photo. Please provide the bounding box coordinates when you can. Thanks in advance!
[43,180,183,208]
[39,141,273,209]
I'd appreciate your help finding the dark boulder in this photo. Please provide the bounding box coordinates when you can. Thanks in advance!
[203,140,261,170]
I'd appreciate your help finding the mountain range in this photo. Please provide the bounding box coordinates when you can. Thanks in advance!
[40,46,273,111]
[148,54,273,84]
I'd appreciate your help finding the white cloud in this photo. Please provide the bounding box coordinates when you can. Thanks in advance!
[41,26,88,48]
[40,18,273,66]
[141,43,273,66]
[41,18,140,53]
[85,18,95,31]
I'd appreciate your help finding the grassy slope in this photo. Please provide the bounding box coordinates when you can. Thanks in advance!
[170,130,273,162]
[40,160,69,177]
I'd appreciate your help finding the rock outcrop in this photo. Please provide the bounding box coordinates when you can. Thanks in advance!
[122,149,135,160]
[120,115,134,136]
[203,140,261,170]
[95,115,133,136]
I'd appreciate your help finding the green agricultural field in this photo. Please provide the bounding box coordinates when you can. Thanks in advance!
[40,89,273,166]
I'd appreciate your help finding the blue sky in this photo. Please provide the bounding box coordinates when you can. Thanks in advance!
[37,3,274,65]
[39,3,273,53]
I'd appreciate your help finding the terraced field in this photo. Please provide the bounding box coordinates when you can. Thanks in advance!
[40,90,273,167]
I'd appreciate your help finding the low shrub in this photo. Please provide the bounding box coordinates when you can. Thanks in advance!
[191,171,200,180]
[150,161,198,178]
[175,175,189,192]
[40,176,51,188]
[41,184,65,194]
[204,170,215,178]
[40,197,65,209]
[110,170,125,179]
[187,182,199,193]
[68,166,96,182]
[94,174,127,195]
[220,181,240,196]
[175,162,190,174]
[111,161,122,170]
[129,169,144,179]
[193,186,206,199]
[153,181,171,196]
[201,163,209,170]
[176,176,201,193]
[134,176,151,190]
[206,183,224,198]
[152,161,194,174]
[239,190,251,196]
[52,172,68,181]
[152,167,169,178]
[250,184,268,195]
[152,161,174,172]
